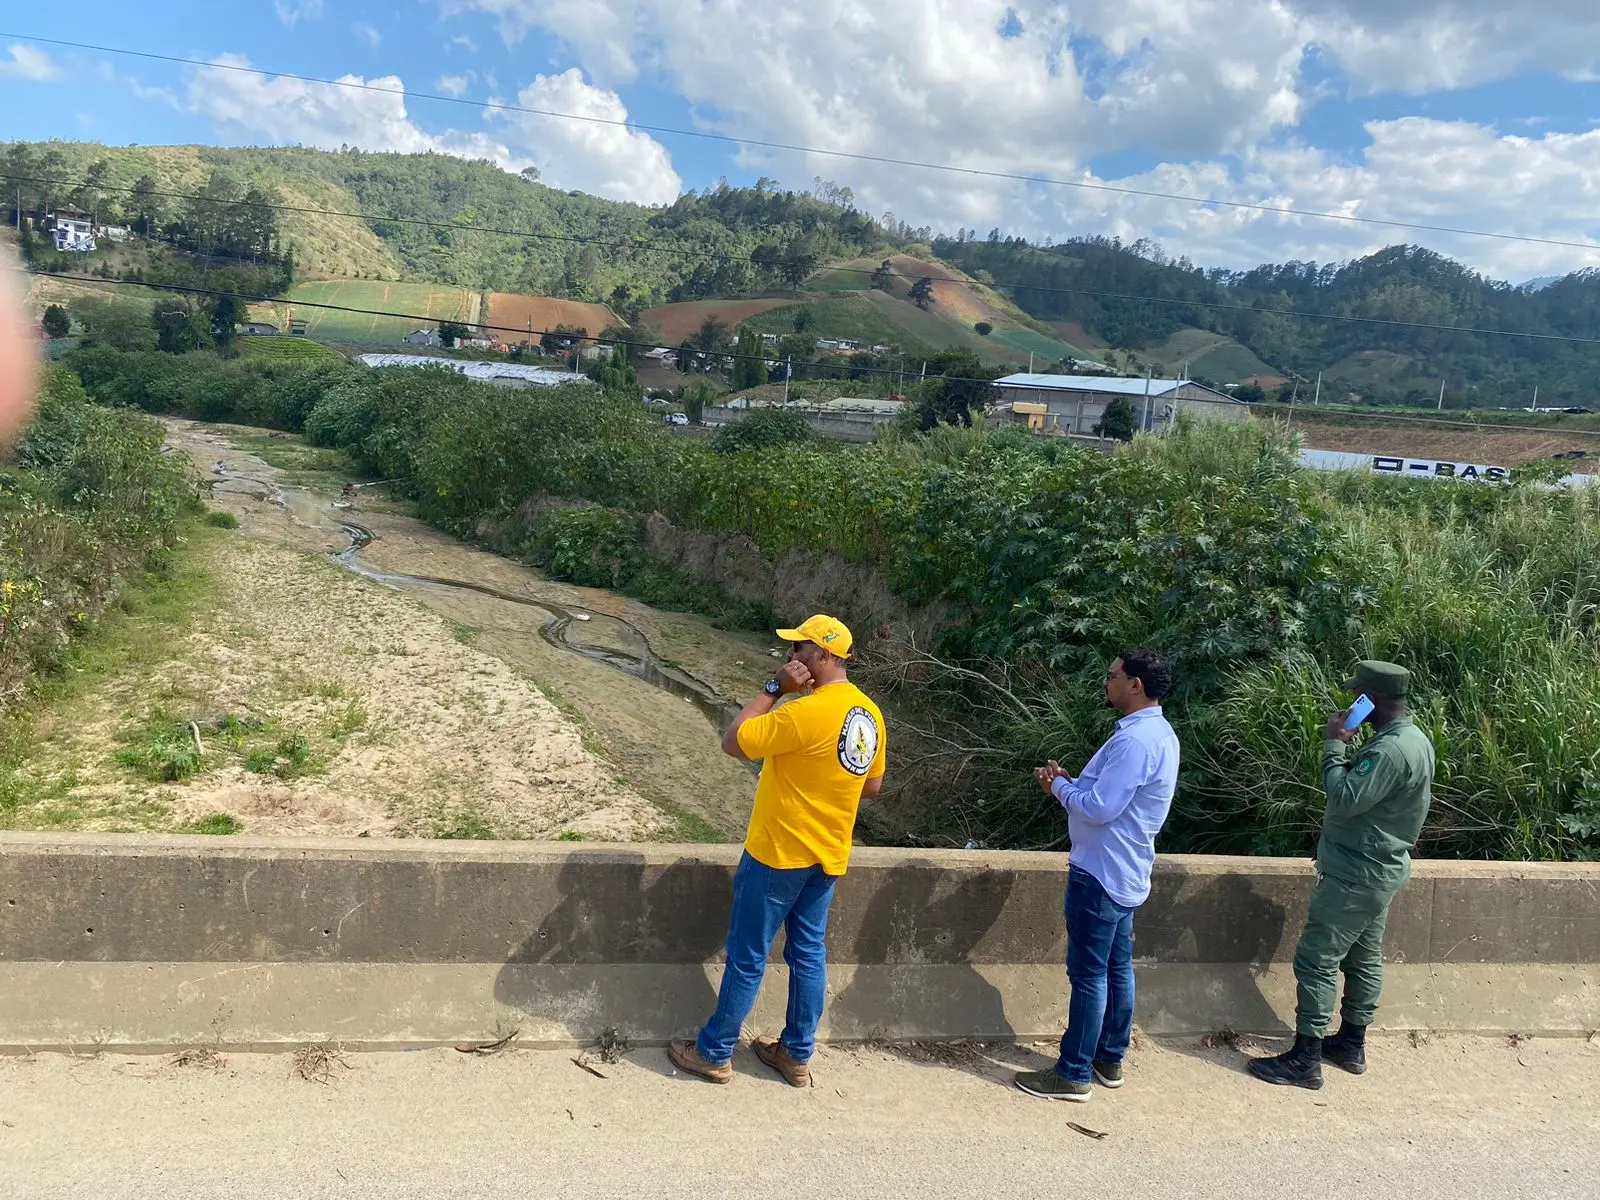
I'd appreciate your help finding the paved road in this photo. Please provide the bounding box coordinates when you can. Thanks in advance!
[3,1034,1595,1198]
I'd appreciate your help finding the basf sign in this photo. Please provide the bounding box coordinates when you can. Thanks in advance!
[1371,456,1509,483]
[1299,448,1511,483]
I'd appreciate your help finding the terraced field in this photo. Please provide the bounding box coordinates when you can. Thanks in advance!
[250,281,477,344]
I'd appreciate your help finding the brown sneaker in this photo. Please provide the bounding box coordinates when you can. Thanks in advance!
[668,1039,732,1084]
[752,1036,811,1088]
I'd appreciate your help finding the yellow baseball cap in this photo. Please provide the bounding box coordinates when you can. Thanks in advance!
[776,614,854,659]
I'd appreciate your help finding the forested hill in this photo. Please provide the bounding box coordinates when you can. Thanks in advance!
[934,234,1600,405]
[2,141,896,311]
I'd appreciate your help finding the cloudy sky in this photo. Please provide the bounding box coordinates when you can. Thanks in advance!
[4,1,1600,281]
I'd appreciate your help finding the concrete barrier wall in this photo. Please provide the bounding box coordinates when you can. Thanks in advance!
[1,834,1595,1050]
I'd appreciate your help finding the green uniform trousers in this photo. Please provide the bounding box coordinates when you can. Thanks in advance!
[1293,871,1398,1038]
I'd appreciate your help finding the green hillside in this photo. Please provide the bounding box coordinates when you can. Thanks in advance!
[4,141,897,309]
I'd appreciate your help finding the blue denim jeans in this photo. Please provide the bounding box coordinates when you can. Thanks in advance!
[695,851,837,1066]
[1056,864,1137,1083]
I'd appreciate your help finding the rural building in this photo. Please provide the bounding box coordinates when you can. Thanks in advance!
[237,321,279,336]
[404,328,442,347]
[993,373,1249,435]
[357,353,586,389]
[45,210,96,252]
[287,319,309,337]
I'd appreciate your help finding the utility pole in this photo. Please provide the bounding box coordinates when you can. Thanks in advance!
[783,357,792,404]
[1028,351,1034,373]
[1437,378,1446,411]
[1531,385,1539,413]
[1313,371,1322,407]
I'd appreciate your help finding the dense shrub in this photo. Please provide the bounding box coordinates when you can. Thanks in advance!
[1,366,191,706]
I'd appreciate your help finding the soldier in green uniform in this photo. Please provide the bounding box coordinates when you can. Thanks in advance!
[1249,660,1435,1090]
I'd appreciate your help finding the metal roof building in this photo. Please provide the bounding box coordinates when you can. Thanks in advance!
[358,354,586,388]
[993,373,1248,435]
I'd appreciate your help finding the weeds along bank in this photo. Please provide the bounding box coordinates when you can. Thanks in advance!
[0,365,193,787]
[58,346,1600,863]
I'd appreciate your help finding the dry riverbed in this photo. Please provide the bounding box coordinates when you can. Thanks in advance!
[2,420,776,841]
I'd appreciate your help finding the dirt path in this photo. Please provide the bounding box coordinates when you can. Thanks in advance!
[165,420,772,837]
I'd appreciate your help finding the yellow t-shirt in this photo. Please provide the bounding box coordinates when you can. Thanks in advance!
[736,681,887,876]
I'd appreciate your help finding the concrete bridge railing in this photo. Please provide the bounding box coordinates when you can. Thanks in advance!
[1,834,1595,1050]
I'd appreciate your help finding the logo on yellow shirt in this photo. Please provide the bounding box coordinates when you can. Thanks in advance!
[838,706,879,777]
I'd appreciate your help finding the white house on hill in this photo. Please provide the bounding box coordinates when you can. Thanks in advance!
[45,210,96,252]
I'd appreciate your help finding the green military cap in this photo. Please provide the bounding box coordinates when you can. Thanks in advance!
[1346,660,1409,697]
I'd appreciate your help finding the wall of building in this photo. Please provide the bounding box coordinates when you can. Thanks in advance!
[996,385,1248,434]
[1,835,1593,1050]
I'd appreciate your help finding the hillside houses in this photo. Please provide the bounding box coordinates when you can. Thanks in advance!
[45,210,96,252]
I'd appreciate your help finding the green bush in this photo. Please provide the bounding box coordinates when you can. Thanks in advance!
[530,507,641,588]
[204,509,240,529]
[712,407,813,455]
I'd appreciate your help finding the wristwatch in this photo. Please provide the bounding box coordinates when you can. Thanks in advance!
[764,678,783,697]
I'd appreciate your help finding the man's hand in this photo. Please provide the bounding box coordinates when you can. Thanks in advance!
[1324,711,1357,743]
[777,659,814,695]
[1033,760,1067,794]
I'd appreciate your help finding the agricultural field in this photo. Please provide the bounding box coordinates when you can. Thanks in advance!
[236,336,344,363]
[640,297,799,343]
[485,293,617,339]
[249,281,477,345]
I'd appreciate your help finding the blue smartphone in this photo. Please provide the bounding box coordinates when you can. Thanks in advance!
[1343,694,1375,731]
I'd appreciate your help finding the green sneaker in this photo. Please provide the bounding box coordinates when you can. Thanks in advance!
[1014,1068,1092,1102]
[1092,1060,1124,1088]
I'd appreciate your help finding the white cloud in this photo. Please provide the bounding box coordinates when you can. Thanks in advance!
[492,69,682,204]
[187,54,515,163]
[353,23,383,48]
[273,0,325,28]
[436,72,474,97]
[1289,1,1600,94]
[183,56,680,206]
[0,44,62,82]
[439,0,1600,275]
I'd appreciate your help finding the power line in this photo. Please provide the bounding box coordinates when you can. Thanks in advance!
[7,31,1600,255]
[12,173,1600,349]
[21,269,1600,436]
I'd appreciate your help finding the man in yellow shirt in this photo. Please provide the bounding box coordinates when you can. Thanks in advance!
[670,614,886,1088]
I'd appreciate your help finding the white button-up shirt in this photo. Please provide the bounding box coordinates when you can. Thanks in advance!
[1050,706,1180,907]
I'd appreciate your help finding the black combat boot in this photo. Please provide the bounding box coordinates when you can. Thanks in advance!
[1246,1033,1325,1090]
[1321,1022,1368,1074]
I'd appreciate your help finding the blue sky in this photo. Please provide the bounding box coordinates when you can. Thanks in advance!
[4,1,1600,280]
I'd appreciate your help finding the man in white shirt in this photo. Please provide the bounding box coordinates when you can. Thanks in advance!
[1015,648,1180,1103]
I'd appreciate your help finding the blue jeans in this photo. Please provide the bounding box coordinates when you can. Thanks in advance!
[695,851,837,1066]
[1056,864,1137,1083]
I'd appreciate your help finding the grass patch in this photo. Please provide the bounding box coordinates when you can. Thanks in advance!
[449,621,477,645]
[224,427,354,479]
[329,699,368,739]
[658,801,726,844]
[203,508,239,529]
[558,828,584,842]
[114,711,204,783]
[432,805,498,840]
[184,812,243,835]
[1,519,227,826]
[244,733,320,781]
